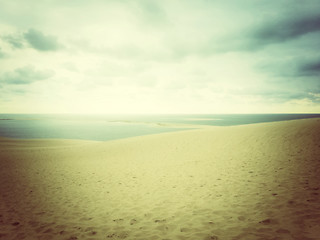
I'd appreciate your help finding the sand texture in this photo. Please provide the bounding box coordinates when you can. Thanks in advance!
[0,118,320,240]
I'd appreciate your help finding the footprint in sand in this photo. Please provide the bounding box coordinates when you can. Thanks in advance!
[205,235,219,240]
[80,217,93,221]
[113,219,124,223]
[180,227,190,232]
[156,224,169,232]
[87,231,97,236]
[259,218,278,225]
[129,219,137,225]
[154,219,166,223]
[106,232,128,239]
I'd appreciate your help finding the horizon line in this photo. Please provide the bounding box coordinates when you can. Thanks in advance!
[1,112,320,115]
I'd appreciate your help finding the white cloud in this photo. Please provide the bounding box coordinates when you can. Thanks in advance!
[0,0,319,113]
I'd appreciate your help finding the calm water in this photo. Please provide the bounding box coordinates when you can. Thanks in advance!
[0,114,319,141]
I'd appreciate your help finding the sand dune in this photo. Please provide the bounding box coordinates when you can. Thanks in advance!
[0,118,320,240]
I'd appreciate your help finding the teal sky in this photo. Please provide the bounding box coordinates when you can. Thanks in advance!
[0,0,320,114]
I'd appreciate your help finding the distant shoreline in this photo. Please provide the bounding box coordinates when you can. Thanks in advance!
[1,114,320,141]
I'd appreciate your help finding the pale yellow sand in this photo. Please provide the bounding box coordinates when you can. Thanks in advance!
[0,119,320,240]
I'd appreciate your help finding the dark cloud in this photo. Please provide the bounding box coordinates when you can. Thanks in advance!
[0,66,54,85]
[2,34,24,49]
[265,91,316,103]
[212,11,320,53]
[299,60,320,76]
[2,29,63,52]
[256,56,320,81]
[24,28,61,51]
[233,87,320,104]
[251,15,320,46]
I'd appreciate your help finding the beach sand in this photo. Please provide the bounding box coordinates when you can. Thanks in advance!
[0,118,320,240]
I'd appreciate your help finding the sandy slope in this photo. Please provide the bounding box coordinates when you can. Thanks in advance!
[0,118,320,240]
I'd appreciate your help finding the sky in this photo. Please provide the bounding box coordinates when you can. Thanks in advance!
[0,0,320,114]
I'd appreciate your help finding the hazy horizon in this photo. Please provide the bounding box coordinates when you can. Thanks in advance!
[1,112,320,115]
[1,1,320,114]
[1,113,319,141]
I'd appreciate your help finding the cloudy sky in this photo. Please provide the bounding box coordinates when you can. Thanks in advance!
[0,0,320,114]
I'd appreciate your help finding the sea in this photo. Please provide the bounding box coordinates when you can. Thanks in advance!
[0,114,319,141]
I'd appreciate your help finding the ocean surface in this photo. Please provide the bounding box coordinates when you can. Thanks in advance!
[0,114,319,141]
